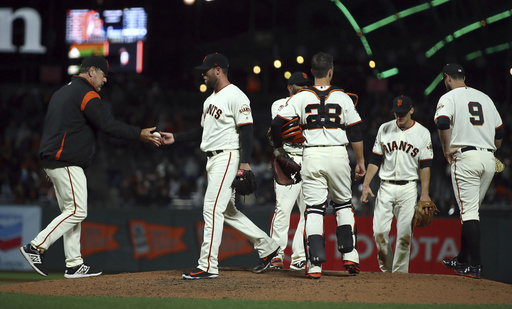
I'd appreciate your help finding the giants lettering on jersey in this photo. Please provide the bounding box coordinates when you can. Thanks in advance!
[384,141,419,157]
[205,103,222,119]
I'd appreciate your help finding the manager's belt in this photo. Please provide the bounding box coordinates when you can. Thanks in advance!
[460,146,493,153]
[382,180,415,185]
[206,150,225,157]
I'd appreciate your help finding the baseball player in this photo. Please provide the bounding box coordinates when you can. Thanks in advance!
[160,53,279,279]
[435,63,503,278]
[19,56,161,278]
[270,52,366,279]
[361,95,433,273]
[269,72,311,270]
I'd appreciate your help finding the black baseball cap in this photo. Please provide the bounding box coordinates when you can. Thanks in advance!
[195,53,229,70]
[81,56,113,75]
[288,71,312,86]
[392,95,413,113]
[442,63,465,76]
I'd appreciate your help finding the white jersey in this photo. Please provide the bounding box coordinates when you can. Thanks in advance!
[271,97,302,155]
[277,86,361,147]
[372,120,433,181]
[434,86,503,150]
[200,84,253,152]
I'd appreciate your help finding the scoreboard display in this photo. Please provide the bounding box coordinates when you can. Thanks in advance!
[66,8,147,73]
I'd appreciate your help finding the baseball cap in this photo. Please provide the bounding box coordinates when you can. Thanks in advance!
[392,95,413,113]
[81,56,113,75]
[288,71,312,86]
[442,63,465,76]
[195,53,229,70]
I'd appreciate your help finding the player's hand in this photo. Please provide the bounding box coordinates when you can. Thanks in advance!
[360,185,374,203]
[160,132,175,145]
[140,127,162,147]
[354,162,366,181]
[444,152,453,164]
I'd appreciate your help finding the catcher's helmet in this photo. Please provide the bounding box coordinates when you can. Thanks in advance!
[281,117,305,144]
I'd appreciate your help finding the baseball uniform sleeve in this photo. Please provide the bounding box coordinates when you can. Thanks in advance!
[418,128,434,168]
[434,94,454,124]
[372,125,384,156]
[271,98,288,119]
[83,97,140,140]
[343,95,362,126]
[233,91,253,127]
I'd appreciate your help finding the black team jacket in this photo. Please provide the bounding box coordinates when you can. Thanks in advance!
[39,75,141,169]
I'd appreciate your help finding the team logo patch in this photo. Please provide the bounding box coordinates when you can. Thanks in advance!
[239,104,251,115]
[436,104,444,112]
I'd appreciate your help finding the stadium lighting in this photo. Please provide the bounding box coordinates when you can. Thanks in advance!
[376,68,398,79]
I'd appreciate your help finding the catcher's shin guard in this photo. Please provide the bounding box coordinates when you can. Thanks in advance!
[305,201,327,265]
[307,235,326,264]
[332,201,356,253]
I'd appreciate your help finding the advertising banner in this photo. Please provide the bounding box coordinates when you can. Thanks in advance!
[280,214,461,274]
[0,205,42,271]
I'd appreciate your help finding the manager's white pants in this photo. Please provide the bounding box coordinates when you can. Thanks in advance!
[32,166,87,268]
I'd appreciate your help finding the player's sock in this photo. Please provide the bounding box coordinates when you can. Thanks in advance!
[462,220,481,265]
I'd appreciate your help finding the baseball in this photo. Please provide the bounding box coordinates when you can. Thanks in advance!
[152,132,161,140]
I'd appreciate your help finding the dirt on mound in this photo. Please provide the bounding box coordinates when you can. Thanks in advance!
[1,268,511,304]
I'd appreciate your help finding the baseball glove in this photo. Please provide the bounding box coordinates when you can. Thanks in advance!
[495,157,505,173]
[232,169,258,195]
[281,117,305,144]
[272,155,301,185]
[413,201,439,228]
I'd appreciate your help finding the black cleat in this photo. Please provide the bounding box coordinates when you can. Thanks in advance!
[253,247,280,273]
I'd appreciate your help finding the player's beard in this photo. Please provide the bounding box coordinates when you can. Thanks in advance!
[205,75,217,89]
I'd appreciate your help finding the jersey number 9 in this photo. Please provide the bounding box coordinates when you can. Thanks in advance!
[468,101,484,126]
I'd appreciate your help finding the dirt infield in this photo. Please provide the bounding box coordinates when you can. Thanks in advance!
[1,267,511,304]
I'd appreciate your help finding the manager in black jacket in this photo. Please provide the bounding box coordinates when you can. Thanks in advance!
[20,56,161,278]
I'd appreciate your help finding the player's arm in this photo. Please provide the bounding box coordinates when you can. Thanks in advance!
[239,123,253,170]
[419,166,431,202]
[495,125,504,149]
[346,122,365,180]
[435,116,452,164]
[82,96,161,147]
[270,115,288,149]
[360,157,380,203]
[161,127,202,146]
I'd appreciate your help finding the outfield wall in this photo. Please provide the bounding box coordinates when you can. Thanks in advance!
[0,205,510,283]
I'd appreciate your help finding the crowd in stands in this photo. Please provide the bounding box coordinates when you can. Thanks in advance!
[1,73,510,217]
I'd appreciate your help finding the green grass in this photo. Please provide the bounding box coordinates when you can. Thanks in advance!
[0,294,511,309]
[0,271,63,285]
[1,273,510,309]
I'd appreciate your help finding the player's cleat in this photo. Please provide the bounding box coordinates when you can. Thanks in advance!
[442,257,468,272]
[64,264,102,279]
[182,268,218,280]
[456,265,482,279]
[290,260,307,270]
[20,244,48,277]
[305,272,321,279]
[253,247,280,273]
[269,256,283,269]
[343,260,360,275]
